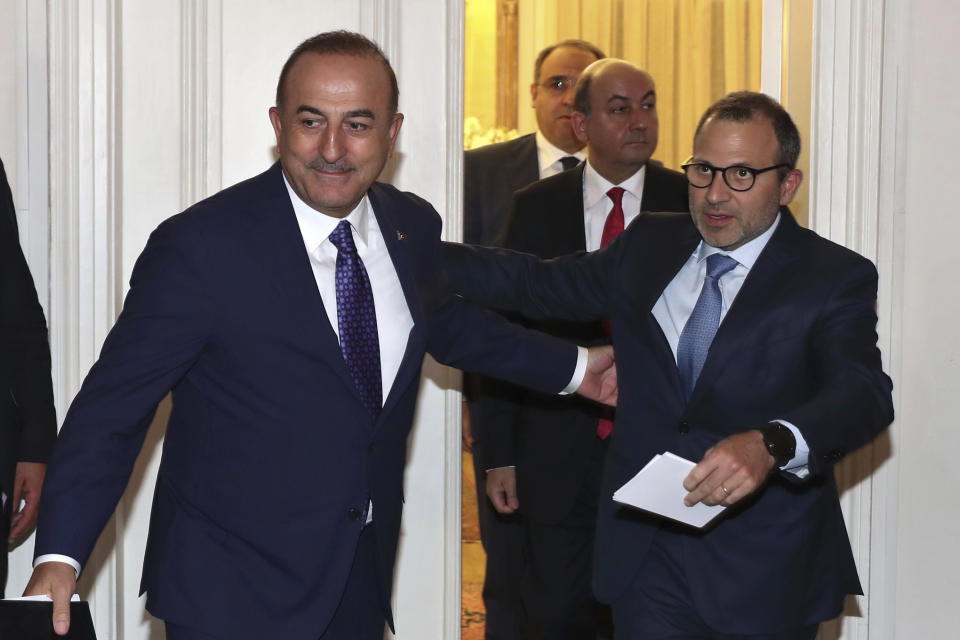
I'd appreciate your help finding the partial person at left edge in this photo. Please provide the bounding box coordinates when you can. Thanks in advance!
[22,30,617,640]
[0,156,58,597]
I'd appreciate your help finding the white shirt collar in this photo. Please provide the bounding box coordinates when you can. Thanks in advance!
[535,130,586,172]
[582,160,647,210]
[282,172,372,252]
[693,211,782,270]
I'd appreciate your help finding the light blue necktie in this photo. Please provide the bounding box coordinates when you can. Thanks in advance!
[676,253,739,400]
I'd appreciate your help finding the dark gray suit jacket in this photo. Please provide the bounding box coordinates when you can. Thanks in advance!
[0,157,56,498]
[463,133,539,246]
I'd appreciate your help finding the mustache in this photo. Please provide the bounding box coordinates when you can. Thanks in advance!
[307,159,355,172]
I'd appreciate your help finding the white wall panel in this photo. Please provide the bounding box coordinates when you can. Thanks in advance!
[220,1,363,187]
[894,0,960,637]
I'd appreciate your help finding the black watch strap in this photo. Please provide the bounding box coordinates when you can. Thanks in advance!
[761,422,796,468]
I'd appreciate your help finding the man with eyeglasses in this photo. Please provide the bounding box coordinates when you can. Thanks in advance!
[444,91,893,639]
[461,39,605,640]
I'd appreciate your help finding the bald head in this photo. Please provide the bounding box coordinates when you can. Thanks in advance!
[573,59,654,117]
[571,59,659,184]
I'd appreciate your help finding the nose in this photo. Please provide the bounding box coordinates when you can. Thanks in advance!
[705,171,731,204]
[629,109,649,131]
[560,84,576,107]
[320,126,345,164]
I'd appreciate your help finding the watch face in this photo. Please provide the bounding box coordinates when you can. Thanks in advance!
[764,423,796,466]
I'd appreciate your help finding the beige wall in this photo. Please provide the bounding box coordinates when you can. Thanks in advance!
[780,0,813,227]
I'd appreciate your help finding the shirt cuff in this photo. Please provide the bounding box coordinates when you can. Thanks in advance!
[774,419,810,479]
[34,554,81,579]
[560,346,588,395]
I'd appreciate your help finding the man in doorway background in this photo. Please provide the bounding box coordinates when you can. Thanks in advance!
[24,31,616,640]
[443,91,893,639]
[478,58,687,639]
[462,37,604,640]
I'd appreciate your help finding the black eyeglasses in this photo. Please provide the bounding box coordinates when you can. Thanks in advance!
[538,76,576,94]
[681,160,790,192]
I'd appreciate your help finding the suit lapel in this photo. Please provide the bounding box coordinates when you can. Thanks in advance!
[642,219,702,399]
[512,134,540,188]
[689,210,804,404]
[367,185,427,420]
[554,167,588,253]
[240,163,361,404]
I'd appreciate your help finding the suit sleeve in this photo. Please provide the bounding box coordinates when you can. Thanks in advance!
[0,158,57,468]
[440,232,626,323]
[35,217,215,566]
[779,258,894,477]
[425,292,579,397]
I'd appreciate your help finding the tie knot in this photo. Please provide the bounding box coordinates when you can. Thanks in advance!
[706,253,738,280]
[607,187,625,206]
[329,219,357,254]
[559,156,580,171]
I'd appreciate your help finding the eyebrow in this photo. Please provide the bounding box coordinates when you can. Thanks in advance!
[608,89,656,103]
[295,105,376,119]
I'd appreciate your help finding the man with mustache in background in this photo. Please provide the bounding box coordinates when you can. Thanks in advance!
[476,58,688,639]
[462,38,604,640]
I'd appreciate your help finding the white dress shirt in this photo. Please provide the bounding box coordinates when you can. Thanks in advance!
[650,214,810,476]
[582,161,647,251]
[285,177,414,398]
[535,131,587,180]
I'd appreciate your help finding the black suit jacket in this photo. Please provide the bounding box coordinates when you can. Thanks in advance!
[0,158,56,498]
[463,133,539,246]
[442,209,894,633]
[462,134,541,471]
[35,163,578,639]
[483,163,688,523]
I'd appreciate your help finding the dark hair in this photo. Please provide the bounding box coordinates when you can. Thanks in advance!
[533,39,605,84]
[694,91,801,174]
[275,30,399,116]
[573,67,596,116]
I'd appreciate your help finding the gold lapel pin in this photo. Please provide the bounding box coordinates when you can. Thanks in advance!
[396,231,406,241]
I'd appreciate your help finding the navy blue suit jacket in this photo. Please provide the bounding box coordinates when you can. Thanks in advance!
[442,209,894,633]
[35,163,577,638]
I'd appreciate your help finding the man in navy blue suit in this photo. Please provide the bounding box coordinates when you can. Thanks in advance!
[24,31,616,640]
[443,92,894,639]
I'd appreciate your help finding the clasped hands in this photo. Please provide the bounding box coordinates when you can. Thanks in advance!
[576,345,618,407]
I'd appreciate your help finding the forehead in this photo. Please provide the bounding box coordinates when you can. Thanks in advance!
[590,66,654,103]
[693,116,779,165]
[539,46,598,80]
[283,52,391,111]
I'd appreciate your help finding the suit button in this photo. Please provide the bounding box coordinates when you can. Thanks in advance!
[347,508,362,521]
[677,421,690,434]
[367,443,374,453]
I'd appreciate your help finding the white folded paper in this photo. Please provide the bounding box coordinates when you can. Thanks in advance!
[2,594,81,602]
[613,451,725,528]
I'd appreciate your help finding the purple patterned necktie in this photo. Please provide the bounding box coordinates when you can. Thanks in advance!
[329,220,382,419]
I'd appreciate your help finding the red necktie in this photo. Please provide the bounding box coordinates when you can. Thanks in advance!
[597,187,625,440]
